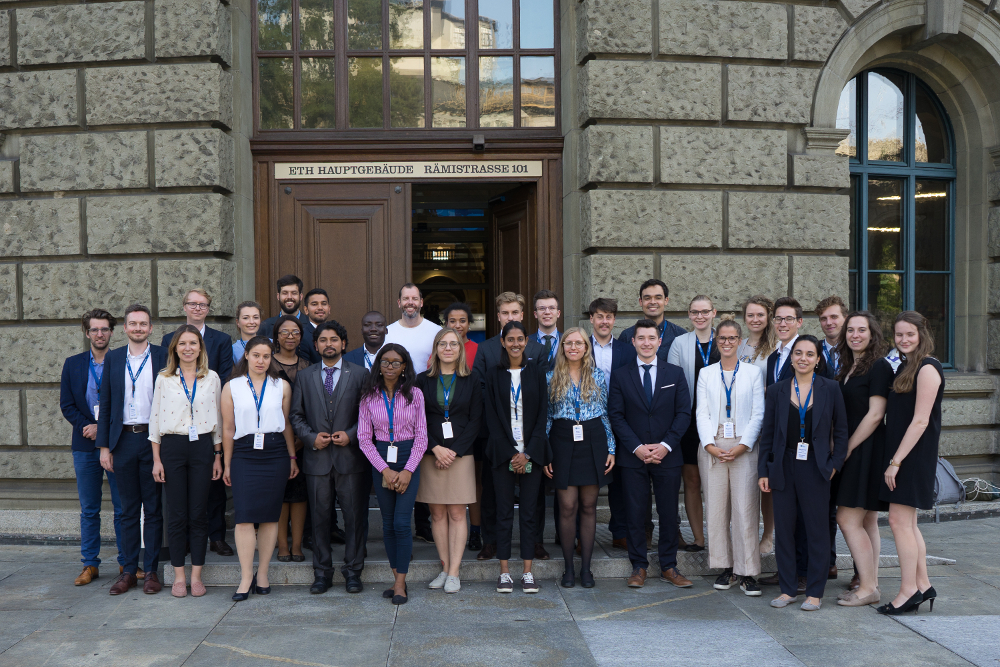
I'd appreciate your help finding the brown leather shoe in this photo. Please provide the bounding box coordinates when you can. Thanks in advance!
[120,566,145,580]
[758,573,779,586]
[612,538,627,550]
[828,565,838,580]
[797,577,807,594]
[476,543,497,561]
[534,543,550,560]
[142,571,162,594]
[74,566,99,586]
[627,567,647,588]
[660,568,693,588]
[211,540,234,557]
[109,572,137,596]
[848,572,860,591]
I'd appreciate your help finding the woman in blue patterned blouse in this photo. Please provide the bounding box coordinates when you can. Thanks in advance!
[543,327,615,589]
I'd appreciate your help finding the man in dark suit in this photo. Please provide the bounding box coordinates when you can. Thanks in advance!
[765,297,802,389]
[608,319,693,589]
[343,311,387,371]
[617,279,687,362]
[470,291,544,561]
[60,308,126,586]
[96,304,168,595]
[160,287,234,557]
[290,321,368,594]
[259,274,305,339]
[297,288,331,364]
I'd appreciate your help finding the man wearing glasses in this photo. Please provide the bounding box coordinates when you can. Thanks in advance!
[60,309,126,586]
[161,288,235,557]
[532,290,562,373]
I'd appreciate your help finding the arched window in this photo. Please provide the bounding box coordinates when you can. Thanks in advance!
[836,69,956,365]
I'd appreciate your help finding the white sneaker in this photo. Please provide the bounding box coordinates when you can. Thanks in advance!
[521,572,539,593]
[428,571,448,589]
[444,575,461,593]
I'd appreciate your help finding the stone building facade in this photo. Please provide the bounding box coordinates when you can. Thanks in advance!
[0,0,996,532]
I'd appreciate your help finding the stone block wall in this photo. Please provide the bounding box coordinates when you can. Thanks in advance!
[0,0,251,503]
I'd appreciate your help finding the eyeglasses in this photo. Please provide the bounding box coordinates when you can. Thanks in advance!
[277,330,302,338]
[563,340,586,348]
[535,306,559,313]
[717,336,740,344]
[689,309,714,317]
[380,360,404,369]
[184,302,210,311]
[87,327,111,335]
[773,316,799,324]
[437,341,461,349]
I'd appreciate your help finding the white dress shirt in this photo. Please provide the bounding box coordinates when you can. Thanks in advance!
[773,334,799,383]
[123,344,155,425]
[634,356,672,455]
[592,335,613,389]
[823,339,840,375]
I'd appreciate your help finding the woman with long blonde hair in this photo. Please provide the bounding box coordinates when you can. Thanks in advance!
[543,328,615,588]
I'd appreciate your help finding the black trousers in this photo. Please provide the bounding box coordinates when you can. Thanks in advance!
[621,463,682,572]
[160,434,214,567]
[414,502,431,534]
[307,468,371,579]
[794,469,841,575]
[114,430,163,575]
[206,477,227,542]
[774,453,831,598]
[480,453,497,544]
[492,464,543,561]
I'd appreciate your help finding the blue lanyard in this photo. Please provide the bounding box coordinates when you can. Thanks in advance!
[364,349,374,370]
[793,373,815,442]
[696,332,714,367]
[89,354,103,392]
[720,360,739,420]
[237,339,247,354]
[440,374,455,420]
[381,389,396,442]
[824,343,838,374]
[571,381,581,423]
[539,332,557,361]
[775,347,789,383]
[180,372,198,422]
[510,379,521,420]
[245,373,267,430]
[126,351,150,402]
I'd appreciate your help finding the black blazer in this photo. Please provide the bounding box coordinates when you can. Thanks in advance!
[617,319,686,363]
[161,325,233,383]
[590,335,636,375]
[343,345,378,371]
[765,346,795,388]
[95,344,168,452]
[757,375,849,491]
[607,360,691,469]
[259,311,304,339]
[298,318,321,364]
[416,371,482,458]
[482,362,550,467]
[471,332,545,441]
[60,351,100,452]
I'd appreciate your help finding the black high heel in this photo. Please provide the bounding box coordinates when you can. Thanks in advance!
[254,571,271,595]
[232,573,256,602]
[921,586,937,612]
[876,591,923,615]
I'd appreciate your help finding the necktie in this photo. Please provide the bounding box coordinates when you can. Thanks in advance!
[542,335,554,361]
[324,367,336,395]
[642,364,653,406]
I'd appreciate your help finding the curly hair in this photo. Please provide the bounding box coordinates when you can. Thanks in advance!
[548,328,600,403]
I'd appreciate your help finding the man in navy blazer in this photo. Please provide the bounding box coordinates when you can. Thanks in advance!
[60,308,126,586]
[608,319,693,589]
[96,304,168,595]
[160,287,235,556]
[765,297,802,389]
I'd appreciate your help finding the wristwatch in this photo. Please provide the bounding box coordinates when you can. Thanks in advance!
[214,450,222,456]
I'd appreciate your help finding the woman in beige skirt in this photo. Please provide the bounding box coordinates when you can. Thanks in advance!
[415,328,482,593]
[696,319,766,596]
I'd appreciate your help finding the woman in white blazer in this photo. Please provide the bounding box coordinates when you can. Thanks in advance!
[695,318,765,596]
[666,295,718,552]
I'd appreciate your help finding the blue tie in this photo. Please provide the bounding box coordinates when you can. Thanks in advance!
[642,364,653,406]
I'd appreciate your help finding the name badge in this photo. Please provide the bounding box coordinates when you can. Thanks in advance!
[93,405,100,420]
[253,432,264,449]
[441,421,454,439]
[512,426,523,441]
[723,421,735,439]
[188,426,199,442]
[129,403,137,421]
[796,441,809,461]
[573,424,584,441]
[386,445,398,463]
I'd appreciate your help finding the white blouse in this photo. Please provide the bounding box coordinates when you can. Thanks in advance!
[149,370,223,445]
[509,369,524,453]
[231,375,286,440]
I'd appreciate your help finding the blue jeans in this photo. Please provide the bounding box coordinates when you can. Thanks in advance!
[371,440,421,574]
[73,449,125,568]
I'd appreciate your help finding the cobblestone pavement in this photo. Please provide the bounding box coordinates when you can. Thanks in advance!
[0,518,998,667]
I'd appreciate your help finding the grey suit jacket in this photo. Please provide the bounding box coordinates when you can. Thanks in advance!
[290,360,367,476]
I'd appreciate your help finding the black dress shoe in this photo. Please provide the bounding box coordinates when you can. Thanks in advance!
[345,574,363,594]
[580,571,595,588]
[561,570,575,588]
[468,532,483,551]
[330,527,347,545]
[211,540,234,557]
[310,576,333,594]
[758,573,779,586]
[302,535,314,551]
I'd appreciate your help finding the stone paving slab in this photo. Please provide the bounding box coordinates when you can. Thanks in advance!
[0,627,213,667]
[184,624,394,667]
[896,615,1000,667]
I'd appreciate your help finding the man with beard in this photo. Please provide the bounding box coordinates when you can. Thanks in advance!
[61,309,127,586]
[290,321,368,594]
[343,311,388,371]
[260,274,305,339]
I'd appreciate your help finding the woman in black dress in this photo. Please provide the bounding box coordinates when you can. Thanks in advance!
[878,311,944,615]
[834,311,893,607]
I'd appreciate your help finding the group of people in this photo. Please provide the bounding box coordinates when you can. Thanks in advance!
[61,275,944,613]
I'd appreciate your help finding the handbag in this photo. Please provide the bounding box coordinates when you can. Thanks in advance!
[933,456,965,506]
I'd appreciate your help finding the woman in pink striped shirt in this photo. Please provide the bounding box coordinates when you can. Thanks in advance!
[358,343,427,605]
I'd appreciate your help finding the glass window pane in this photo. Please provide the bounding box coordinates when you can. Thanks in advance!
[915,84,950,164]
[914,273,948,363]
[300,0,335,50]
[348,0,383,49]
[867,178,904,270]
[348,57,384,127]
[868,70,905,161]
[479,55,513,127]
[259,58,294,129]
[868,273,903,337]
[915,180,949,271]
[390,57,425,127]
[258,0,292,50]
[431,0,465,49]
[836,77,857,159]
[478,0,513,49]
[301,57,336,128]
[390,0,425,49]
[431,56,466,127]
[520,0,554,48]
[849,175,858,271]
[520,56,554,127]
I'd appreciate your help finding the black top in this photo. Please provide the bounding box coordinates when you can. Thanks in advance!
[416,370,482,458]
[679,338,720,449]
[786,402,813,454]
[482,363,550,467]
[837,357,894,511]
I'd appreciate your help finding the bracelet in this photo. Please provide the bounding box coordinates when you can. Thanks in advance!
[290,455,297,460]
[889,459,901,467]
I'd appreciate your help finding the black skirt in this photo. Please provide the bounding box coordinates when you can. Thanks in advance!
[231,432,291,524]
[549,418,610,489]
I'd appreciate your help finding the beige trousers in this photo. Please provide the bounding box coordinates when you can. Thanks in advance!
[698,424,761,576]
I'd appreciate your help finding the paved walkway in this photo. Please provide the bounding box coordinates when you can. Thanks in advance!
[0,518,998,667]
